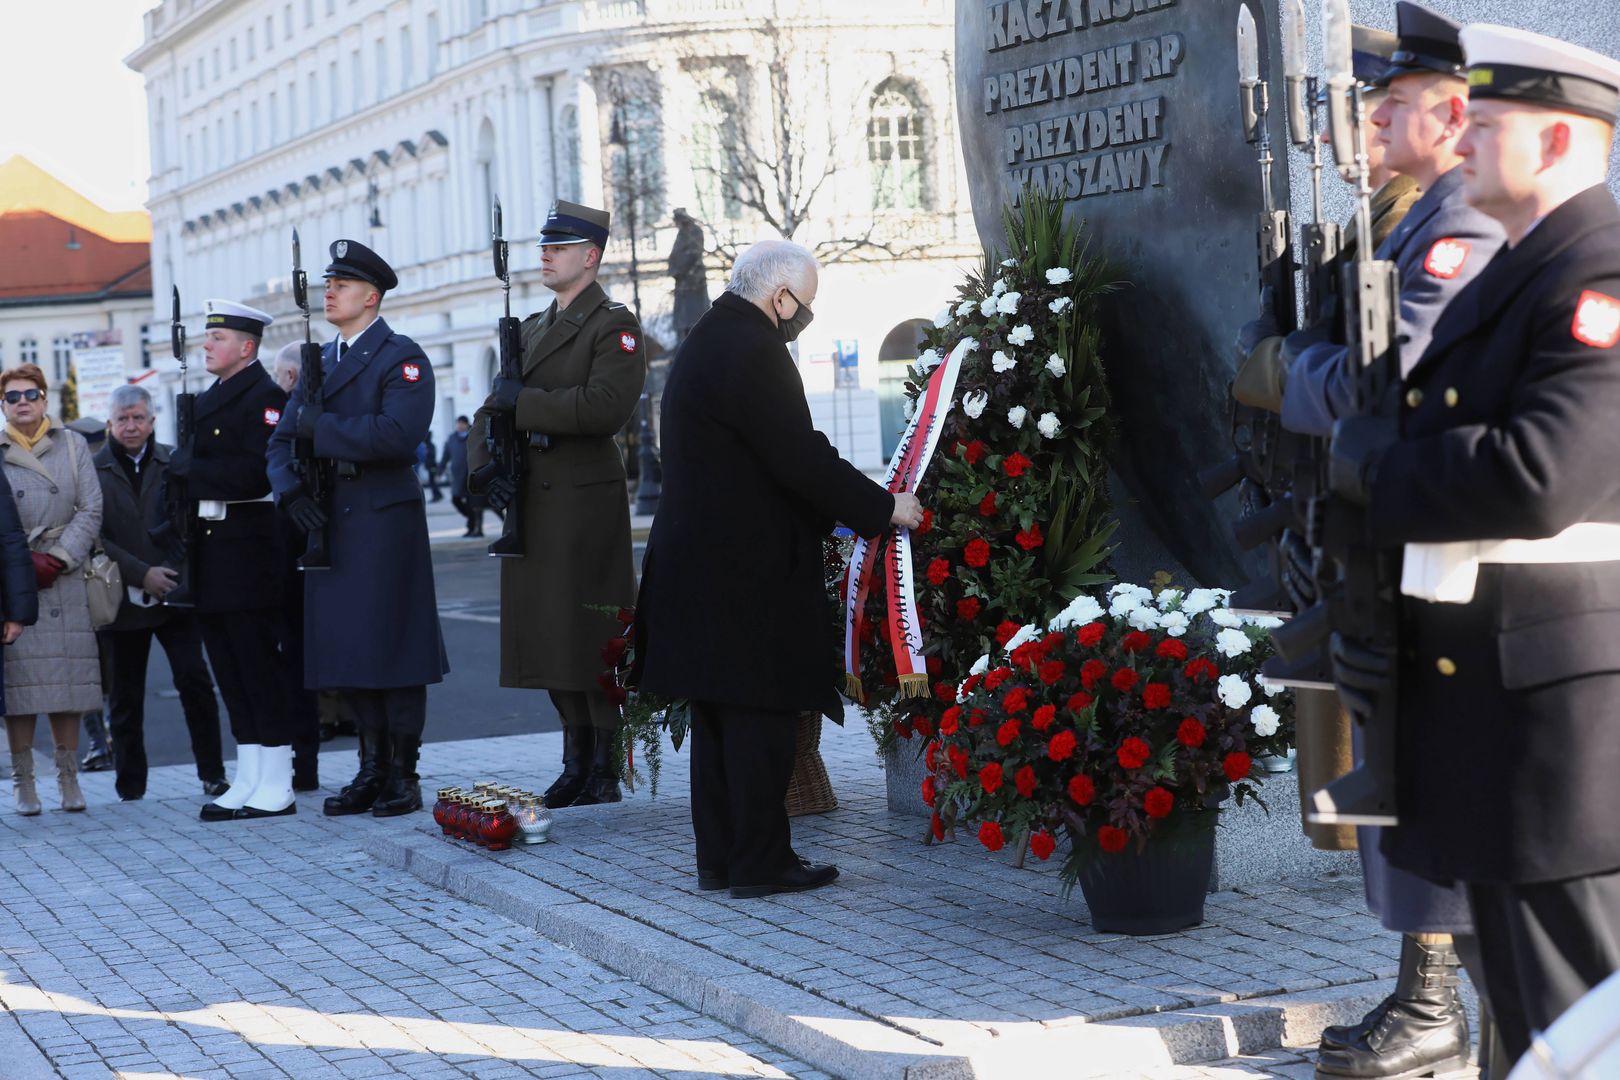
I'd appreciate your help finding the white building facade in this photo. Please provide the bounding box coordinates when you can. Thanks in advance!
[126,0,979,466]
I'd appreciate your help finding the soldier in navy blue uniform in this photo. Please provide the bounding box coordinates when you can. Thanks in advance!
[266,240,448,820]
[1331,25,1620,1065]
[171,300,295,822]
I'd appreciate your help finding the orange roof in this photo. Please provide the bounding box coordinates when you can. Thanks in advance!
[0,156,151,243]
[0,156,151,304]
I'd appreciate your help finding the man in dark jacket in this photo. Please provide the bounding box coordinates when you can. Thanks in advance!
[95,384,226,801]
[444,416,482,537]
[634,240,921,899]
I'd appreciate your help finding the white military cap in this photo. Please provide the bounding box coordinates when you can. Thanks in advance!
[204,299,274,337]
[1462,24,1620,123]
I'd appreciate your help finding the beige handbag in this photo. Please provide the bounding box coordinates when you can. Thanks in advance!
[64,432,124,628]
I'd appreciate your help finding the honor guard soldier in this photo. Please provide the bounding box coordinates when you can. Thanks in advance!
[1329,25,1620,1066]
[467,200,647,807]
[266,240,449,819]
[175,300,295,821]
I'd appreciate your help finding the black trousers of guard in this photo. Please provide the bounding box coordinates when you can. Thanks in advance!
[199,610,288,747]
[1464,865,1620,1062]
[106,616,224,799]
[341,686,427,741]
[275,563,320,762]
[689,701,797,888]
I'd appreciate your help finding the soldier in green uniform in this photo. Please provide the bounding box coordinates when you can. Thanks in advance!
[469,200,648,807]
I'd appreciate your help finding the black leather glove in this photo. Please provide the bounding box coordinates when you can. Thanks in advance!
[1330,632,1395,726]
[166,446,192,479]
[283,491,328,533]
[485,475,518,512]
[1280,529,1319,610]
[488,376,524,415]
[1328,416,1396,506]
[1235,285,1283,358]
[296,404,322,441]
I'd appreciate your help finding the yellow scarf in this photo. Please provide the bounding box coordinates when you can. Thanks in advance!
[6,416,51,453]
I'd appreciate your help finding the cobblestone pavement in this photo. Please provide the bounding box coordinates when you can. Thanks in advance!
[0,755,824,1080]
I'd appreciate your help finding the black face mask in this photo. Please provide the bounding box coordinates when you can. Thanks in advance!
[779,287,815,343]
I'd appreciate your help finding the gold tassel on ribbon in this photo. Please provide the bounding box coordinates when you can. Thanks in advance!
[845,673,865,701]
[898,673,930,698]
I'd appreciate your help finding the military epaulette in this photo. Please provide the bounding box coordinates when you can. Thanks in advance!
[604,301,627,311]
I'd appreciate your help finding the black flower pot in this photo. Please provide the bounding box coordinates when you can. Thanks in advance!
[1074,810,1217,935]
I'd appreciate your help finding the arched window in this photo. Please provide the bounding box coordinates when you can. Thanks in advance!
[557,105,581,203]
[693,90,741,222]
[867,79,927,212]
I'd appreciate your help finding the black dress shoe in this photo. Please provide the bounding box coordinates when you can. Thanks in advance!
[199,801,238,822]
[201,777,230,798]
[80,750,114,773]
[234,803,297,819]
[697,869,729,891]
[729,861,838,899]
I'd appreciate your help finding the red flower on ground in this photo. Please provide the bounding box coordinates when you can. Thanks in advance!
[1031,704,1057,732]
[1066,691,1094,714]
[1080,659,1109,689]
[979,762,1004,794]
[931,812,945,842]
[994,620,1021,646]
[921,777,936,808]
[933,681,955,703]
[1003,452,1032,478]
[996,718,1022,746]
[1076,621,1107,647]
[1002,687,1031,714]
[964,538,991,568]
[1047,730,1078,762]
[1015,523,1045,551]
[913,716,935,738]
[1142,683,1172,710]
[939,707,962,736]
[1185,657,1220,683]
[1069,774,1096,805]
[1111,668,1140,692]
[916,509,934,535]
[1144,786,1174,819]
[1097,825,1128,854]
[892,718,914,740]
[1037,659,1067,685]
[1015,765,1037,798]
[960,439,987,465]
[1121,631,1152,653]
[1224,751,1254,782]
[979,821,1005,851]
[948,745,969,779]
[1177,717,1207,748]
[978,490,999,517]
[1156,639,1188,661]
[1029,830,1057,860]
[956,597,983,621]
[984,666,1013,691]
[925,558,951,586]
[1118,736,1151,770]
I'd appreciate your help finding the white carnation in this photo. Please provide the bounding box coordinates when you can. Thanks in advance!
[1156,588,1184,611]
[959,337,979,354]
[916,348,942,372]
[1215,627,1253,658]
[1182,588,1222,615]
[1006,405,1027,429]
[1048,593,1105,631]
[1109,593,1143,617]
[1128,606,1161,630]
[991,350,1016,373]
[1001,258,1018,268]
[903,396,916,421]
[955,299,977,318]
[997,291,1022,315]
[1159,611,1190,637]
[992,277,1008,296]
[933,307,953,329]
[979,296,999,318]
[1049,296,1074,314]
[1003,623,1040,653]
[1036,412,1061,439]
[1045,353,1066,377]
[1045,267,1073,285]
[1209,607,1244,629]
[1260,677,1286,697]
[1244,614,1285,630]
[1007,324,1035,347]
[971,653,990,675]
[1110,583,1154,602]
[1217,674,1253,710]
[1250,703,1281,737]
[962,390,988,419]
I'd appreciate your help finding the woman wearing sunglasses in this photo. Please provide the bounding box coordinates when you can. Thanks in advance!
[1,364,104,814]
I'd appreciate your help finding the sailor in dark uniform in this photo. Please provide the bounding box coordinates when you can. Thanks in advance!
[175,300,294,821]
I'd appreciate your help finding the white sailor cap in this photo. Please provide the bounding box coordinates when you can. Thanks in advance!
[204,299,274,337]
[1462,24,1620,123]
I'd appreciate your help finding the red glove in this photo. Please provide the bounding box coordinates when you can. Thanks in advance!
[31,552,65,590]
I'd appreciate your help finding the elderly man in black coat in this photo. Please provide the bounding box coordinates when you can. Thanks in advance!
[635,239,922,899]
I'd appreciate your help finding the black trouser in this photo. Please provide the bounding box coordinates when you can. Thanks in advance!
[275,565,320,761]
[199,610,288,747]
[340,685,427,741]
[550,688,621,732]
[452,493,483,534]
[1465,865,1620,1063]
[107,616,224,798]
[689,701,797,888]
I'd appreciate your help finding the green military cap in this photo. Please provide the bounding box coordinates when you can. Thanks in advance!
[538,200,610,248]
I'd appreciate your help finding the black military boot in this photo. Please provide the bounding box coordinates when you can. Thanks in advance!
[542,726,594,809]
[1319,992,1395,1052]
[371,735,422,817]
[1314,935,1470,1079]
[569,729,622,806]
[322,728,388,816]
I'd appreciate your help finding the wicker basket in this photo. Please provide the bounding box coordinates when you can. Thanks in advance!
[784,711,838,817]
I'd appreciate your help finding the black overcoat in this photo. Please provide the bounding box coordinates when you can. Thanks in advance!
[187,363,287,614]
[95,439,176,631]
[1366,185,1620,885]
[633,293,894,717]
[266,318,449,690]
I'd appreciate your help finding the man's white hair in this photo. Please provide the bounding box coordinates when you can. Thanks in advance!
[273,341,302,375]
[726,239,818,303]
[109,384,152,415]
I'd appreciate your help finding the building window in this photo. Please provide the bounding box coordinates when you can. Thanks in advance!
[607,93,664,234]
[186,133,195,175]
[558,105,581,203]
[351,49,363,110]
[399,26,413,88]
[250,102,260,153]
[284,4,292,39]
[426,15,440,78]
[52,336,71,385]
[693,90,742,221]
[182,66,190,95]
[867,79,927,211]
[230,38,238,68]
[246,27,255,61]
[328,62,339,121]
[269,91,279,142]
[288,81,298,135]
[308,72,318,129]
[476,118,498,217]
[304,0,313,28]
[470,0,487,24]
[212,49,220,81]
[154,98,167,171]
[20,338,38,366]
[375,39,387,100]
[232,110,242,160]
[325,0,334,16]
[266,15,274,49]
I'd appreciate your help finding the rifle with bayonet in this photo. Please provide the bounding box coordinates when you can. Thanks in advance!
[290,229,333,570]
[153,286,198,608]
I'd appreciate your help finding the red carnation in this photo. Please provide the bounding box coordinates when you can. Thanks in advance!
[1015,764,1037,798]
[1077,622,1107,648]
[948,744,969,779]
[916,509,934,535]
[1015,523,1045,551]
[968,708,988,728]
[931,812,945,842]
[1156,639,1188,661]
[1066,691,1094,714]
[962,673,984,696]
[1185,657,1220,683]
[606,685,627,707]
[983,666,1012,691]
[1142,682,1171,710]
[1031,703,1057,732]
[1097,825,1128,854]
[964,538,991,568]
[1011,641,1040,671]
[933,681,955,703]
[1224,751,1254,782]
[1029,830,1057,861]
[925,558,951,586]
[616,607,635,626]
[1080,659,1109,690]
[996,718,1022,746]
[1003,452,1032,478]
[979,490,999,517]
[1177,717,1206,748]
[1037,659,1067,686]
[921,776,937,807]
[925,741,939,772]
[892,718,914,740]
[1068,774,1096,805]
[979,821,1005,852]
[1144,786,1174,819]
[601,636,628,665]
[1111,668,1140,692]
[1121,631,1152,653]
[1002,687,1031,714]
[913,716,935,738]
[979,761,1004,794]
[956,597,983,621]
[994,621,1021,646]
[961,439,987,465]
[939,707,962,736]
[926,656,942,676]
[1048,730,1078,762]
[1117,736,1151,770]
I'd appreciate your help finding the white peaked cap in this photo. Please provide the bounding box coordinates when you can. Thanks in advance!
[1462,24,1620,122]
[204,299,275,335]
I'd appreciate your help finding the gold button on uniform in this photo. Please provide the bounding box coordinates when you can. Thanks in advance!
[1406,388,1424,408]
[1436,657,1457,676]
[1444,388,1459,407]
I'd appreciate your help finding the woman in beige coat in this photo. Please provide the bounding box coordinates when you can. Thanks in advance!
[2,364,104,814]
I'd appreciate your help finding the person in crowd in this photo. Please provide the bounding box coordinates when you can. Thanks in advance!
[0,469,39,808]
[1,364,104,814]
[270,341,324,781]
[420,435,443,502]
[469,200,646,807]
[267,239,448,819]
[632,240,922,898]
[444,415,482,538]
[93,383,228,802]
